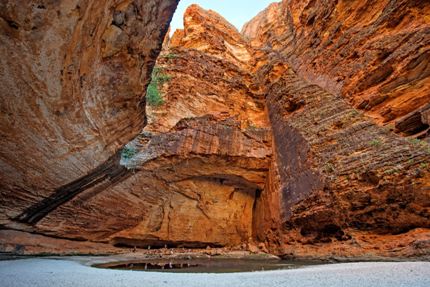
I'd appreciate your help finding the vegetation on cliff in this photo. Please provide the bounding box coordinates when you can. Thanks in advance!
[146,67,171,106]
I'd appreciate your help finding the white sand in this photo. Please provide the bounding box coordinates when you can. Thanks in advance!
[0,259,429,287]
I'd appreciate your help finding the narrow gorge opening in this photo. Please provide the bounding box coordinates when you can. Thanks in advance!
[109,1,279,251]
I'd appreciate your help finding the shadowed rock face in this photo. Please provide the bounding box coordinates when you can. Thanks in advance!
[242,0,430,140]
[244,0,430,259]
[0,0,179,217]
[254,59,430,258]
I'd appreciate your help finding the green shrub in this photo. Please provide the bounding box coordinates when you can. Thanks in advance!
[147,82,163,106]
[146,66,171,106]
[384,168,399,175]
[408,138,420,145]
[247,120,258,130]
[408,138,427,147]
[349,109,360,117]
[121,146,137,160]
[369,139,382,147]
[163,53,177,60]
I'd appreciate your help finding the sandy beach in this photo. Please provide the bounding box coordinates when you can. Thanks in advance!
[0,259,429,287]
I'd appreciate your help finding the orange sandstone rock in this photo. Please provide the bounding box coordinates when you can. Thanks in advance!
[243,0,430,140]
[0,0,178,226]
[1,1,429,260]
[0,4,272,250]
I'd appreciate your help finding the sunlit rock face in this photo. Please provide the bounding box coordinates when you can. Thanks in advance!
[111,116,271,248]
[0,3,272,250]
[243,0,430,140]
[170,5,252,64]
[112,5,272,247]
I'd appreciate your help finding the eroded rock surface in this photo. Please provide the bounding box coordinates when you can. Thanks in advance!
[1,1,429,259]
[1,4,272,250]
[254,59,430,258]
[243,0,430,140]
[0,0,178,225]
[109,5,272,247]
[241,0,430,259]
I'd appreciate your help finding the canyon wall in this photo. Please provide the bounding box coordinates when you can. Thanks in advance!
[110,5,271,247]
[0,0,178,247]
[245,0,430,259]
[256,58,430,258]
[0,4,272,252]
[1,1,429,259]
[243,0,430,140]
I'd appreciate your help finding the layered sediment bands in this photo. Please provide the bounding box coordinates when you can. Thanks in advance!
[0,230,123,255]
[145,47,267,132]
[146,4,267,133]
[1,1,429,259]
[256,59,430,257]
[243,0,430,139]
[395,103,430,139]
[244,0,430,258]
[170,4,252,65]
[0,0,178,224]
[111,117,271,247]
[28,117,271,245]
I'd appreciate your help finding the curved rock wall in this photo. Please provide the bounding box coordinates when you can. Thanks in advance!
[257,59,430,258]
[0,0,178,226]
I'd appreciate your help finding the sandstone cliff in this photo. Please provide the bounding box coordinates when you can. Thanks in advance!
[0,0,178,248]
[0,4,272,251]
[245,0,430,259]
[111,5,272,247]
[243,0,430,140]
[1,1,429,260]
[255,57,430,259]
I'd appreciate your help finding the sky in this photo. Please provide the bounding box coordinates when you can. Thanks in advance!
[170,0,279,35]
